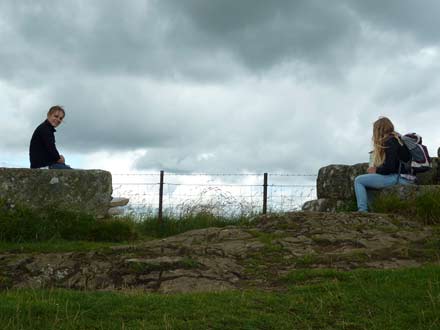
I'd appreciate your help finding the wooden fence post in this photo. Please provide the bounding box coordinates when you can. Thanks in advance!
[158,170,164,224]
[263,172,268,214]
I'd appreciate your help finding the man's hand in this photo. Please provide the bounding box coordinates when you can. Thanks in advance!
[57,155,66,164]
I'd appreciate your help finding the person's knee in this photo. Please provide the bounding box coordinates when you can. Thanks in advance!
[354,175,364,185]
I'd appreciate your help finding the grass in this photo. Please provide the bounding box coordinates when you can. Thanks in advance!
[372,189,440,225]
[132,211,254,238]
[1,199,439,328]
[335,200,358,212]
[0,240,129,253]
[0,201,137,243]
[0,265,439,329]
[0,201,255,252]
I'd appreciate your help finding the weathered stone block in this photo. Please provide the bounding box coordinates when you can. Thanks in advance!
[317,163,368,200]
[0,168,112,218]
[416,158,440,185]
[302,198,349,212]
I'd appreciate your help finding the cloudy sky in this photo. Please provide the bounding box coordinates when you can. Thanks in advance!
[1,0,440,175]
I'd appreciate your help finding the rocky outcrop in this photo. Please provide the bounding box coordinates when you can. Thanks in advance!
[0,168,112,218]
[303,157,440,212]
[302,198,352,213]
[0,212,436,293]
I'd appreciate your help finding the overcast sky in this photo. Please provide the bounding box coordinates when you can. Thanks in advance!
[1,0,440,174]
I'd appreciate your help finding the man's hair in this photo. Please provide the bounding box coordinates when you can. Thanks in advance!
[47,105,65,117]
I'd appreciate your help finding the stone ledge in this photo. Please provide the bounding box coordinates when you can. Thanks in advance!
[0,167,112,218]
[302,198,349,212]
[110,197,129,207]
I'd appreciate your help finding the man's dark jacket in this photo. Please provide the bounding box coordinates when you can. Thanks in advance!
[29,120,61,168]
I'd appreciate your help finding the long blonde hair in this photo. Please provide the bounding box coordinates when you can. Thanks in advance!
[371,117,401,167]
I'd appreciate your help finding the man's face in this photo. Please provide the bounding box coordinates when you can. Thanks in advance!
[47,111,64,128]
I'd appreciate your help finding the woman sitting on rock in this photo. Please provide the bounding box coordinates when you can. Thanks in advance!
[29,105,72,169]
[354,116,413,212]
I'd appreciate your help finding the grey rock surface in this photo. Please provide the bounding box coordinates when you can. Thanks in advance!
[108,206,125,216]
[0,168,112,218]
[302,198,350,212]
[0,212,436,293]
[415,157,440,185]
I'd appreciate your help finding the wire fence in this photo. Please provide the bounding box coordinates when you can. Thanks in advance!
[112,171,317,218]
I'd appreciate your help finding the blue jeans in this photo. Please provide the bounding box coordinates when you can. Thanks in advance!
[49,163,72,170]
[354,174,413,212]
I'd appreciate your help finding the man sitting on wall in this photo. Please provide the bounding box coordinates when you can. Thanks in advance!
[29,105,72,169]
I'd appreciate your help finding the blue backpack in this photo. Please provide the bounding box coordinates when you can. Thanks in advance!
[401,133,431,174]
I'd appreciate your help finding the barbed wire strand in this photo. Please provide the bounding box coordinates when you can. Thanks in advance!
[113,172,317,177]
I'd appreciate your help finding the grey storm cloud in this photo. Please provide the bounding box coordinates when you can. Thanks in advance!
[348,0,440,44]
[1,0,362,81]
[1,0,438,82]
[157,0,361,72]
[2,0,440,173]
[375,60,440,108]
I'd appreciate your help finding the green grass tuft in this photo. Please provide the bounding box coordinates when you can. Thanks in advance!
[372,189,440,225]
[0,199,255,251]
[335,200,358,212]
[414,191,440,224]
[133,211,253,238]
[0,201,136,243]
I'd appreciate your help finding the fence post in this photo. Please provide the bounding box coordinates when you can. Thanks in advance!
[158,170,164,224]
[263,172,268,214]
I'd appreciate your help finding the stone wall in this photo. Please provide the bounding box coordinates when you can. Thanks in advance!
[317,163,368,201]
[0,168,112,218]
[303,157,440,212]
